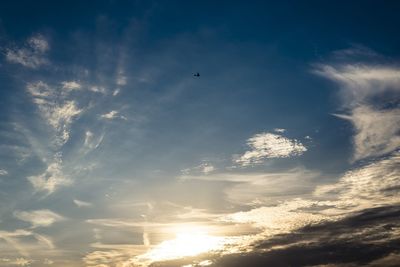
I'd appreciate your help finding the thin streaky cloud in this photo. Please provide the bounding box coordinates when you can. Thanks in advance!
[13,210,64,228]
[100,110,127,120]
[73,199,92,208]
[61,81,81,91]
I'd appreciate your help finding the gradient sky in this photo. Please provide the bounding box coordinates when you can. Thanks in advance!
[1,1,400,266]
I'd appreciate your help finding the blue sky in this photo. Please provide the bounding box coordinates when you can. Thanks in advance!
[0,1,400,266]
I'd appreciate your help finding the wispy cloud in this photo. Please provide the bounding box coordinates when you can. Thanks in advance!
[13,209,64,228]
[0,169,7,176]
[5,34,49,68]
[61,81,81,91]
[100,110,127,120]
[116,71,127,86]
[335,106,400,160]
[24,80,84,194]
[83,248,138,267]
[73,199,92,208]
[314,64,400,107]
[0,229,54,257]
[234,132,307,166]
[0,257,33,266]
[314,59,400,160]
[89,85,107,94]
[27,154,71,193]
[181,163,216,175]
[26,81,83,145]
[181,167,320,205]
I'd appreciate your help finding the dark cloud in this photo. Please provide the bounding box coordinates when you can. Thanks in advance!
[210,206,400,267]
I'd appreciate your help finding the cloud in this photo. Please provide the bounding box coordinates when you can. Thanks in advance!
[100,110,126,120]
[313,64,400,107]
[335,106,400,160]
[234,132,307,166]
[13,210,64,228]
[83,130,104,151]
[73,199,92,208]
[314,58,400,161]
[332,44,380,59]
[27,155,71,193]
[273,128,286,133]
[0,229,54,256]
[26,81,83,145]
[0,258,33,266]
[61,81,81,91]
[222,152,400,235]
[5,34,49,68]
[0,169,7,176]
[83,249,133,267]
[112,88,121,96]
[181,163,216,175]
[181,167,320,205]
[89,85,107,94]
[222,199,331,235]
[211,206,400,267]
[315,152,400,211]
[116,67,127,86]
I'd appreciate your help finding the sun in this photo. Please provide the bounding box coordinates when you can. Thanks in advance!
[136,224,226,263]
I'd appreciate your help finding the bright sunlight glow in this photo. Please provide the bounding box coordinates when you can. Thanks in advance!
[135,225,227,264]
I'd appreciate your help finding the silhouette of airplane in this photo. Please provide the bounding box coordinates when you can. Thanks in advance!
[193,72,200,77]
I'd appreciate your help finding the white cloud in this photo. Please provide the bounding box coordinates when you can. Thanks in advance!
[335,106,400,160]
[235,132,307,166]
[13,210,64,228]
[100,110,126,120]
[315,61,400,160]
[181,163,216,175]
[28,35,49,53]
[222,199,330,235]
[24,81,83,195]
[0,169,7,176]
[26,81,83,145]
[315,152,400,211]
[89,85,106,94]
[26,81,52,98]
[61,81,81,91]
[112,88,120,96]
[314,64,400,107]
[5,34,49,69]
[73,199,92,208]
[27,156,71,194]
[101,110,119,119]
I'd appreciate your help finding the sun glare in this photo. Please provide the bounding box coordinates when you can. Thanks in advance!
[136,225,227,263]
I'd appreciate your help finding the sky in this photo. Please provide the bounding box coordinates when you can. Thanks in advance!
[0,1,400,266]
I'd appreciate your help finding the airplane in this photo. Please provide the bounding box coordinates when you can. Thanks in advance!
[193,72,200,77]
